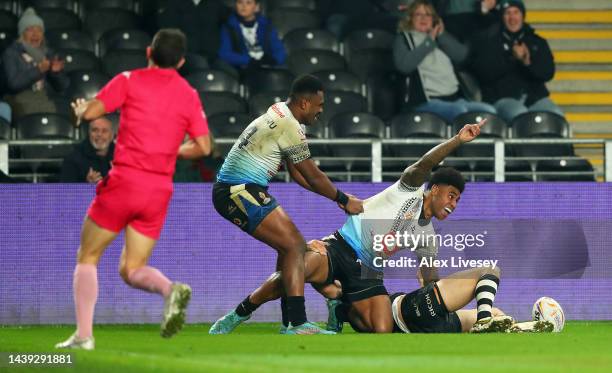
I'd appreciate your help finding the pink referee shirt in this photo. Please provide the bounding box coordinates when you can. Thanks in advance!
[96,68,209,178]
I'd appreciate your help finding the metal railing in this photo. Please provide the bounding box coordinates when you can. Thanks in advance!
[2,138,610,182]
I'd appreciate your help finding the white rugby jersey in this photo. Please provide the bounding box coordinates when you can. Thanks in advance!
[338,181,438,271]
[217,102,310,186]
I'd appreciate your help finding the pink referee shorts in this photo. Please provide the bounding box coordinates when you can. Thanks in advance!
[87,166,173,240]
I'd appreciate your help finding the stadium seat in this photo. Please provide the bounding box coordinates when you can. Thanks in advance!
[0,0,14,13]
[343,29,394,61]
[0,117,10,140]
[457,70,482,102]
[0,28,16,55]
[304,122,329,157]
[536,158,595,181]
[312,70,362,95]
[27,0,78,13]
[98,28,151,57]
[454,112,507,158]
[81,0,140,13]
[283,28,339,55]
[505,160,534,181]
[186,69,240,95]
[67,70,109,100]
[58,49,100,73]
[179,52,209,76]
[208,112,252,156]
[15,113,75,159]
[265,0,317,12]
[199,92,248,117]
[102,50,146,77]
[84,8,140,42]
[347,48,394,81]
[365,73,402,121]
[47,29,95,54]
[389,112,448,158]
[248,91,285,117]
[243,68,293,97]
[35,8,80,31]
[268,8,321,38]
[329,112,385,158]
[512,111,574,157]
[319,91,367,127]
[287,49,345,77]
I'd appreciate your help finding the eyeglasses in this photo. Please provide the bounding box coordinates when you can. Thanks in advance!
[413,12,433,18]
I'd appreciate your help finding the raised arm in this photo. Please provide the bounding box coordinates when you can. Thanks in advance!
[401,119,486,188]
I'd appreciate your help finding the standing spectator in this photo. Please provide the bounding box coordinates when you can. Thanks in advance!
[2,8,68,119]
[470,0,563,123]
[393,0,496,123]
[218,0,286,73]
[59,117,115,183]
[158,0,230,67]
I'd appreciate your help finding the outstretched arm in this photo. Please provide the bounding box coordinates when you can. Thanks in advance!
[401,119,486,188]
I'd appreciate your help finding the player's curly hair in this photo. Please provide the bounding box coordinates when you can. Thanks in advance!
[427,167,465,193]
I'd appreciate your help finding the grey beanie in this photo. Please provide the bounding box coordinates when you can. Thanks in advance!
[18,7,45,36]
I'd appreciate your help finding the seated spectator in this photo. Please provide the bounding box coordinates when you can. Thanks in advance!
[0,100,10,123]
[432,0,500,42]
[2,8,68,120]
[393,0,496,123]
[469,0,563,123]
[218,0,286,73]
[59,117,115,183]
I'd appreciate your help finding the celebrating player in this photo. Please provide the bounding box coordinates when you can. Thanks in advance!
[212,75,363,334]
[56,29,211,350]
[210,120,518,334]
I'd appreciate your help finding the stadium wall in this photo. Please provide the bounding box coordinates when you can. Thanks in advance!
[1,183,611,324]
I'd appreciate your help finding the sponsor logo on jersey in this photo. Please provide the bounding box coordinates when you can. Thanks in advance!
[425,293,437,317]
[271,104,285,118]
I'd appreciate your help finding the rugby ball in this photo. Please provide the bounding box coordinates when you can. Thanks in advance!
[532,297,565,332]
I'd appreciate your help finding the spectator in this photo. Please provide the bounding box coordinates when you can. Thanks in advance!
[432,0,500,42]
[2,8,68,120]
[158,0,231,68]
[59,116,115,183]
[393,0,496,123]
[469,0,563,123]
[218,0,286,73]
[0,101,10,123]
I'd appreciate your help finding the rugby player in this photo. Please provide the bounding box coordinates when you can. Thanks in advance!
[212,75,363,334]
[56,29,211,350]
[210,120,518,334]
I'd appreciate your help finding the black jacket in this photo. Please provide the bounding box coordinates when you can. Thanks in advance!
[59,139,114,183]
[470,23,555,106]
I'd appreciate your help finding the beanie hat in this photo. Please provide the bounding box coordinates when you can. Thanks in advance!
[499,0,526,17]
[18,7,45,36]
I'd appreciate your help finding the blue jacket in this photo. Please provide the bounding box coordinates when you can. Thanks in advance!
[218,13,286,68]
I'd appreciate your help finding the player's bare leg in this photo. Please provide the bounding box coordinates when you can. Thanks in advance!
[120,225,190,338]
[55,218,118,350]
[436,266,513,333]
[346,296,394,333]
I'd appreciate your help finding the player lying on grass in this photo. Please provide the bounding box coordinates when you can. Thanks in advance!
[210,120,521,334]
[210,239,554,334]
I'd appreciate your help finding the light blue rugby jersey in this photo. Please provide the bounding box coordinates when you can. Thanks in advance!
[338,181,438,270]
[217,102,310,186]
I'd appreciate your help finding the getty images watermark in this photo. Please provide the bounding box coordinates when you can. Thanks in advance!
[370,230,499,269]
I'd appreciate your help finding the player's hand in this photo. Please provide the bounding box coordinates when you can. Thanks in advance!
[481,0,496,14]
[341,195,364,215]
[307,239,328,256]
[86,167,102,184]
[71,98,88,127]
[457,119,487,143]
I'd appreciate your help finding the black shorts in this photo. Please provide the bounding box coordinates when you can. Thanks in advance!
[390,283,462,333]
[324,232,388,303]
[212,182,279,234]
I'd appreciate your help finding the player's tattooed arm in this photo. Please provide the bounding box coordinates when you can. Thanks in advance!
[400,119,486,187]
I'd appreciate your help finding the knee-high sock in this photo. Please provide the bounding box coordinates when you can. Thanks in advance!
[475,274,499,321]
[127,266,172,298]
[73,264,98,339]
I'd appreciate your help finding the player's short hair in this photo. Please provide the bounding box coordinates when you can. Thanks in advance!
[427,167,465,193]
[150,28,186,68]
[289,75,324,100]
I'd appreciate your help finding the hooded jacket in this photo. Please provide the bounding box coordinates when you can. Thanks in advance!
[470,23,555,106]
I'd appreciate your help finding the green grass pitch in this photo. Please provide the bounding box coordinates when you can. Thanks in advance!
[1,322,611,372]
